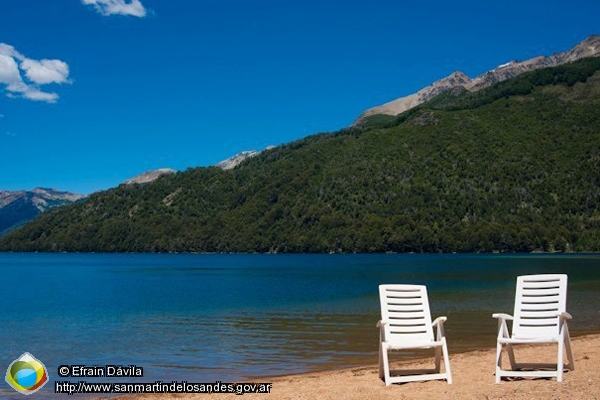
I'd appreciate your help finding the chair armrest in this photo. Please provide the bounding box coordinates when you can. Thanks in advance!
[432,316,448,340]
[377,320,388,342]
[559,312,572,320]
[493,313,513,339]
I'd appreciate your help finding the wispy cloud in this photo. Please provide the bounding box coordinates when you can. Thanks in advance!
[82,0,147,17]
[0,43,70,103]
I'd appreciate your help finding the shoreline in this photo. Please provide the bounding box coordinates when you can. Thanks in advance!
[4,250,600,255]
[105,332,600,400]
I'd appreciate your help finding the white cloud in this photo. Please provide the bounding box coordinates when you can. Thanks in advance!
[0,54,22,85]
[82,0,147,17]
[0,43,70,103]
[5,80,59,103]
[21,59,70,85]
[21,87,59,103]
[0,43,21,59]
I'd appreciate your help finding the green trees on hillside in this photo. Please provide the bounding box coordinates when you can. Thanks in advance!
[1,58,600,253]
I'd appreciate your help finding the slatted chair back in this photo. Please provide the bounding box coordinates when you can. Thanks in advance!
[379,284,434,346]
[512,274,568,339]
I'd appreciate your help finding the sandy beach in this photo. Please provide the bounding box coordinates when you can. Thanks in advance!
[107,333,600,400]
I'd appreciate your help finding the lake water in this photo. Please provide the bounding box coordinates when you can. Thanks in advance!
[1,253,599,398]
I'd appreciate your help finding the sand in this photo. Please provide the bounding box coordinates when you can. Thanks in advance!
[107,333,600,400]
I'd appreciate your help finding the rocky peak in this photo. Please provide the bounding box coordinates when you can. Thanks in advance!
[215,146,275,170]
[417,70,472,100]
[215,150,260,170]
[355,70,472,123]
[553,34,599,63]
[123,168,176,185]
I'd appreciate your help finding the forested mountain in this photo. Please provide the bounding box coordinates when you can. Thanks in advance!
[2,57,600,253]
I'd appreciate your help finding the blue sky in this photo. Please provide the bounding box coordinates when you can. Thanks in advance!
[1,0,598,194]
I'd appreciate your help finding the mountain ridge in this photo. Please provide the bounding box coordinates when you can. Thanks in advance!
[354,35,600,124]
[0,188,85,236]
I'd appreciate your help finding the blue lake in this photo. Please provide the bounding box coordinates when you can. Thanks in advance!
[1,253,599,398]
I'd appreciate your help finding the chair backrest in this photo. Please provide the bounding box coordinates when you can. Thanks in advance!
[512,274,568,339]
[379,284,435,345]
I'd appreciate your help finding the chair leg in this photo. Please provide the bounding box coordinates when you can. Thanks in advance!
[378,341,384,380]
[495,341,503,383]
[564,327,574,371]
[507,343,516,370]
[434,345,441,373]
[442,339,452,384]
[381,342,391,386]
[557,336,565,382]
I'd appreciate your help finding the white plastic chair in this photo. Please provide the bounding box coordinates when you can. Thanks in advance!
[377,284,452,385]
[493,274,574,383]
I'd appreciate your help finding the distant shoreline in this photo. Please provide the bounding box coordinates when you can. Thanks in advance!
[3,250,600,255]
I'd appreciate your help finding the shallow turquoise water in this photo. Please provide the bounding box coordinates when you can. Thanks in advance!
[0,253,599,397]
